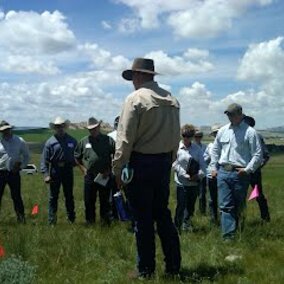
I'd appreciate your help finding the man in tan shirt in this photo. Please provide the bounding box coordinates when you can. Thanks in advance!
[113,58,181,279]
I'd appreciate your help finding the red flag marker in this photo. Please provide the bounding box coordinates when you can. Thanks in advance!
[31,204,39,215]
[0,245,5,257]
[248,185,260,201]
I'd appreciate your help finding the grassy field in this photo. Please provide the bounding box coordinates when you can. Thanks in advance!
[0,133,283,283]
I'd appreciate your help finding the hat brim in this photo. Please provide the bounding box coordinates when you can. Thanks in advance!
[87,121,101,130]
[0,125,13,132]
[122,69,159,81]
[49,121,70,129]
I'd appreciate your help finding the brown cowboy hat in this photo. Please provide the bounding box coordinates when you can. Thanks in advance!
[122,58,159,81]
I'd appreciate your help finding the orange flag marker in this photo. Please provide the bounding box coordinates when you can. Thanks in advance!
[0,245,5,257]
[31,204,39,215]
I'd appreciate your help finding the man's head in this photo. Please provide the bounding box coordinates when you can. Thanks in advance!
[181,124,195,145]
[210,124,221,138]
[224,103,243,125]
[122,58,158,90]
[87,117,101,137]
[194,129,203,144]
[0,120,13,139]
[49,117,69,137]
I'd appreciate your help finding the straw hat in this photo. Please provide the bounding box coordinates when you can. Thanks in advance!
[0,120,13,132]
[49,117,70,129]
[87,117,102,130]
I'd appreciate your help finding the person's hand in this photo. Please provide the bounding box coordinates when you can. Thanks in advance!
[102,169,110,179]
[236,168,247,176]
[211,170,218,178]
[190,174,199,181]
[44,176,51,184]
[12,161,21,173]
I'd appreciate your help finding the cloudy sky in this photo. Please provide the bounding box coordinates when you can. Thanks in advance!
[0,0,283,128]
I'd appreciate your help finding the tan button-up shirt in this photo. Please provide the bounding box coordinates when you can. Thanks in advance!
[113,81,180,176]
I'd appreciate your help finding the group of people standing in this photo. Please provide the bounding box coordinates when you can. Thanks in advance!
[0,57,271,280]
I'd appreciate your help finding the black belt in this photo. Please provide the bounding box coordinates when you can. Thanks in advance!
[131,151,172,159]
[221,164,243,171]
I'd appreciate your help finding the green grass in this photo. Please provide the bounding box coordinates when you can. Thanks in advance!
[0,143,283,282]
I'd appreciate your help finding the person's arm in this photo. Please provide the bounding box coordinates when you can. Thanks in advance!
[209,132,222,177]
[19,137,30,170]
[40,141,52,182]
[74,140,87,175]
[203,144,211,165]
[113,96,139,178]
[197,148,206,180]
[172,150,190,179]
[244,130,263,174]
[260,135,270,166]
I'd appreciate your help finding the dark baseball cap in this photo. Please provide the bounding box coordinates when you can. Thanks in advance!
[224,103,242,115]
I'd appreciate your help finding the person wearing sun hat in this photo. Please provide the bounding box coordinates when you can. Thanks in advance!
[0,120,30,223]
[203,124,222,225]
[209,103,262,240]
[113,58,181,279]
[41,117,77,225]
[75,117,115,225]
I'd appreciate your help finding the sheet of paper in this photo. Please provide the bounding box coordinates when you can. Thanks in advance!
[94,173,109,187]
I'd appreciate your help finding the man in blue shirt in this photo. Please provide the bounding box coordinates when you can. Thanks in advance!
[41,117,77,225]
[210,103,262,240]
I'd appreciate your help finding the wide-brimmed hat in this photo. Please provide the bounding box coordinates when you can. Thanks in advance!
[210,124,221,135]
[87,117,102,130]
[122,58,159,81]
[0,120,13,132]
[49,117,70,129]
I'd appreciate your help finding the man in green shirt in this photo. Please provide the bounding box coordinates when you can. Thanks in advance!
[74,117,115,225]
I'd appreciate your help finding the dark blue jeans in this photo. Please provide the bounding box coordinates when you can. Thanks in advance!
[84,173,111,224]
[250,169,270,221]
[175,184,199,229]
[208,177,218,222]
[217,168,250,239]
[0,171,24,219]
[198,177,207,214]
[49,167,75,224]
[128,152,181,276]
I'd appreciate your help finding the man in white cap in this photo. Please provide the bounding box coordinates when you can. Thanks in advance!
[113,58,181,279]
[41,117,77,225]
[0,120,30,223]
[210,103,262,240]
[75,117,115,225]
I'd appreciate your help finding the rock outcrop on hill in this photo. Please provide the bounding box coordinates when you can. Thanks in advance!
[69,120,113,132]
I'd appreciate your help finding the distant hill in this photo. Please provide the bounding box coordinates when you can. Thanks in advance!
[265,126,284,133]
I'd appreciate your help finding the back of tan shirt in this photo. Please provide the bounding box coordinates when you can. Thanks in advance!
[113,81,180,176]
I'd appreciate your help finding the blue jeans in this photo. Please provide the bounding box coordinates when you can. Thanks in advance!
[208,177,218,222]
[175,184,199,229]
[49,166,75,224]
[217,168,250,239]
[128,152,181,276]
[198,177,207,214]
